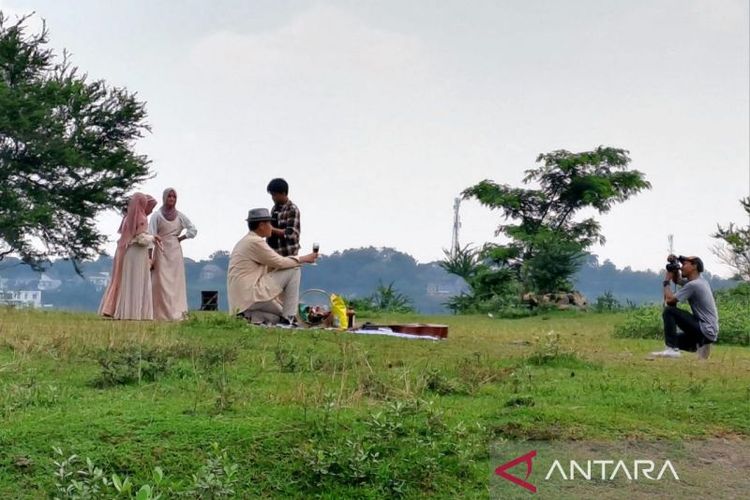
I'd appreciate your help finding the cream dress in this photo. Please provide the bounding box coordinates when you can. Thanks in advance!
[149,211,197,320]
[114,233,155,320]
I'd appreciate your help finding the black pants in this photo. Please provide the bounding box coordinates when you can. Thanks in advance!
[662,306,711,352]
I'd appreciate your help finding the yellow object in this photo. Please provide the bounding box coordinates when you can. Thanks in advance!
[330,294,348,330]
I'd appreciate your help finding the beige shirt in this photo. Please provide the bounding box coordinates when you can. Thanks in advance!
[227,231,300,313]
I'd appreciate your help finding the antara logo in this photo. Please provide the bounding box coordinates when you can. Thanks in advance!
[494,450,537,493]
[544,459,680,481]
[495,450,681,493]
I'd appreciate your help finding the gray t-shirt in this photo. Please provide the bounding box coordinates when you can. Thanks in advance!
[675,277,719,341]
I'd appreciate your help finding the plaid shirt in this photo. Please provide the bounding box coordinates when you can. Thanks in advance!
[268,200,300,256]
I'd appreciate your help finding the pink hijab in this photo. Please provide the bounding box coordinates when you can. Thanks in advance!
[160,188,178,221]
[118,193,157,249]
[99,193,157,317]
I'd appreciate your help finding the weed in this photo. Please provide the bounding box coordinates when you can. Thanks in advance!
[183,312,247,330]
[52,447,164,499]
[509,366,534,394]
[423,369,464,395]
[210,360,234,414]
[0,378,65,417]
[613,305,664,341]
[274,341,300,373]
[455,352,509,393]
[184,442,240,499]
[298,398,482,494]
[358,372,394,400]
[194,345,238,369]
[504,396,535,407]
[93,346,172,387]
[184,345,239,415]
[525,330,593,368]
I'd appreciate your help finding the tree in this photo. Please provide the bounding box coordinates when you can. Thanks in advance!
[368,281,415,313]
[439,244,479,281]
[461,146,650,297]
[713,197,750,281]
[0,14,150,271]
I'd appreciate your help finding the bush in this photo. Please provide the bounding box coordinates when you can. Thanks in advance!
[50,444,237,499]
[594,291,621,312]
[445,292,536,318]
[297,399,485,495]
[93,346,172,387]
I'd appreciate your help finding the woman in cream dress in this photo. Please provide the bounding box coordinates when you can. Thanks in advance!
[149,188,197,320]
[99,193,161,320]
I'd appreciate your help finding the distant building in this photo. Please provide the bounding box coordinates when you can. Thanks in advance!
[199,264,224,281]
[37,273,62,291]
[87,272,111,291]
[0,290,42,308]
[425,277,468,297]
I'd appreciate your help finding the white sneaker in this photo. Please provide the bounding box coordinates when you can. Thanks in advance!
[650,347,681,358]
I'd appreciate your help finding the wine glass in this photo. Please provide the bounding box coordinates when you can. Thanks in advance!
[311,242,320,266]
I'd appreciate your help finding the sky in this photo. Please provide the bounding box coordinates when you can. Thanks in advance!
[2,0,749,277]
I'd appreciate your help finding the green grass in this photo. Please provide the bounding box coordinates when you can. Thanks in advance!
[0,308,749,498]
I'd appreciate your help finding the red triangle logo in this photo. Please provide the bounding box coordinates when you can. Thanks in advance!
[495,450,537,493]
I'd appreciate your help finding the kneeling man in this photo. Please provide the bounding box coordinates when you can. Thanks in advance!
[227,208,317,325]
[652,255,719,358]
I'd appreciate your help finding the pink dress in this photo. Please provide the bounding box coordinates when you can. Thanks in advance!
[99,193,158,319]
[113,233,155,320]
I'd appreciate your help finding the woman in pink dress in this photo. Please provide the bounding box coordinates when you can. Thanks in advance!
[149,188,197,320]
[99,193,161,320]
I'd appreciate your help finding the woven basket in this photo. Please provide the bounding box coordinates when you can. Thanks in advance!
[297,288,331,326]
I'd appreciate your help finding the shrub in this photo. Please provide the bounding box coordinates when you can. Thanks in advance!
[525,331,595,369]
[184,443,239,499]
[297,399,485,495]
[613,305,664,341]
[52,447,165,500]
[93,346,172,387]
[423,369,464,395]
[348,281,415,314]
[594,291,621,312]
[50,444,237,499]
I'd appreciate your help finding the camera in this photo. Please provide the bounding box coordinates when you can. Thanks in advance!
[666,255,682,273]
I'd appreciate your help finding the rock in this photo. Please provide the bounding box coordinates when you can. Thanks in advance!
[522,292,538,307]
[571,291,588,307]
[520,291,588,310]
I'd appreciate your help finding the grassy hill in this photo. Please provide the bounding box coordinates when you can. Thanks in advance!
[1,308,748,498]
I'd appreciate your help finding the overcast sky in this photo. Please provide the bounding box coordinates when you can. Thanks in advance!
[3,0,749,276]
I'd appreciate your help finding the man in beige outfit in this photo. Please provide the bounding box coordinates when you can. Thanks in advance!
[227,208,318,325]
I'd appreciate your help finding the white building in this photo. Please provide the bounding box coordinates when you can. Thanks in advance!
[87,272,111,291]
[0,290,42,308]
[37,273,62,291]
[199,264,224,281]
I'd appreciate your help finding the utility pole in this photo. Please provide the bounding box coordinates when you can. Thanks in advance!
[451,197,461,257]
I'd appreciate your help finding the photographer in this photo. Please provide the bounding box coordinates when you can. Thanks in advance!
[651,255,719,358]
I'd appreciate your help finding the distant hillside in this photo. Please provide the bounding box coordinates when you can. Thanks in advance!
[0,249,738,313]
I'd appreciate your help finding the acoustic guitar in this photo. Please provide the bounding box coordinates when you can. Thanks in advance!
[360,322,448,339]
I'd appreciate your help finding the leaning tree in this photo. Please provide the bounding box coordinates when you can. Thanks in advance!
[0,13,151,271]
[460,146,651,298]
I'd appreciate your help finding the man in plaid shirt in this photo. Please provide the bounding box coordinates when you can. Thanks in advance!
[266,178,301,256]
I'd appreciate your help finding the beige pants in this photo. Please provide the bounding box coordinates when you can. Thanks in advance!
[244,267,301,323]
